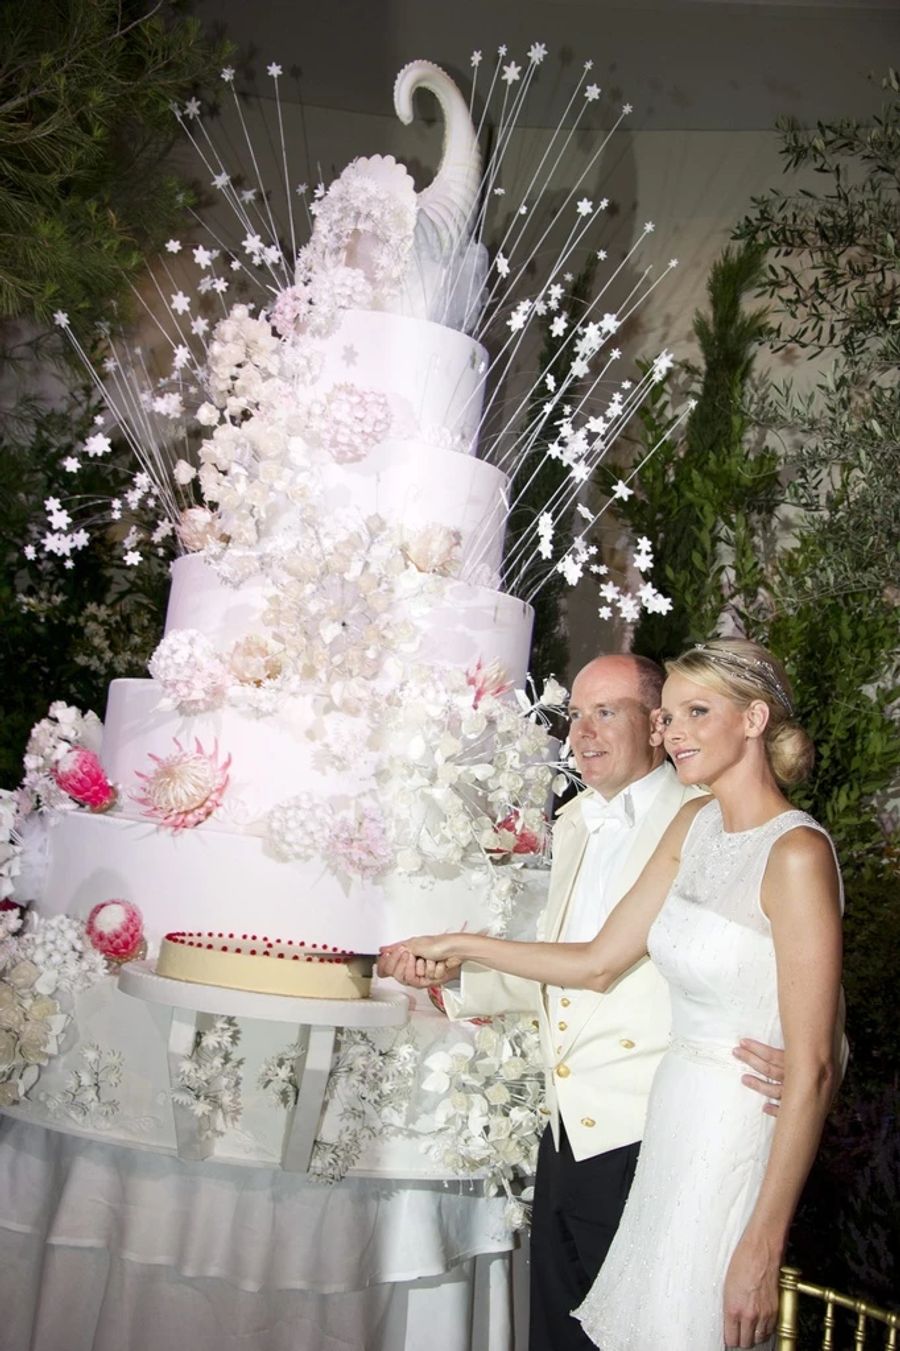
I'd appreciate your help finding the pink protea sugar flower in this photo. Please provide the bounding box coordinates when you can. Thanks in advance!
[465,657,512,708]
[85,899,146,964]
[53,748,117,812]
[132,738,231,832]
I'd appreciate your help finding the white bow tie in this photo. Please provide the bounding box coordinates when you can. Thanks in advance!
[580,791,635,834]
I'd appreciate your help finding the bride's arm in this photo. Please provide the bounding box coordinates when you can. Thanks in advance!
[723,827,843,1348]
[382,799,704,991]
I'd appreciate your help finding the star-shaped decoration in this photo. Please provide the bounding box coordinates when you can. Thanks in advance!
[596,249,608,261]
[495,252,510,278]
[623,103,633,115]
[52,310,69,328]
[342,344,358,368]
[165,239,182,254]
[212,172,231,190]
[643,221,655,233]
[576,198,593,216]
[170,291,191,315]
[471,50,483,67]
[220,67,235,83]
[585,83,601,101]
[240,188,258,204]
[528,42,547,64]
[267,62,283,78]
[193,245,214,269]
[598,604,613,620]
[24,545,36,561]
[502,61,522,85]
[190,317,209,336]
[612,479,634,501]
[550,315,568,338]
[183,97,201,119]
[62,456,80,473]
[669,258,679,269]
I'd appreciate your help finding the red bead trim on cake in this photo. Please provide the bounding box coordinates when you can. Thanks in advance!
[162,932,359,964]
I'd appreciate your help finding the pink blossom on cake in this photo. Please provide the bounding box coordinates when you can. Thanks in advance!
[52,748,117,812]
[85,899,146,964]
[466,657,512,708]
[132,738,231,832]
[306,383,392,462]
[326,803,393,879]
[148,630,229,713]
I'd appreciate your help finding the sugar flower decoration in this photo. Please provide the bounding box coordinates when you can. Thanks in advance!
[149,631,229,713]
[133,738,231,832]
[52,748,117,812]
[305,383,392,462]
[85,900,146,964]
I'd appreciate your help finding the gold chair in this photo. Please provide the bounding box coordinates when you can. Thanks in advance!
[777,1266,899,1349]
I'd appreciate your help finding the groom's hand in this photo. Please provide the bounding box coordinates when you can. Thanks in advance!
[733,1038,784,1116]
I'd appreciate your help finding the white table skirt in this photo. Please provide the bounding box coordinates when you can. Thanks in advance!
[0,1118,529,1351]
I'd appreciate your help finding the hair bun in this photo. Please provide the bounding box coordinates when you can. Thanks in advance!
[766,720,815,787]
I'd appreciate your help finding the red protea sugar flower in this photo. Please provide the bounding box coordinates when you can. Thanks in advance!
[489,809,547,857]
[132,738,231,832]
[85,899,146,964]
[53,748,117,812]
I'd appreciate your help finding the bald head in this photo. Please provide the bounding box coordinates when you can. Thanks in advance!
[568,654,666,798]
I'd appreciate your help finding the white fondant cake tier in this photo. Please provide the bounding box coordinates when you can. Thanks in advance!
[164,555,534,683]
[264,438,509,579]
[38,810,539,952]
[314,309,488,451]
[156,932,373,998]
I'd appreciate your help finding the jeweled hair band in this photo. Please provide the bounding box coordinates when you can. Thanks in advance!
[691,644,795,717]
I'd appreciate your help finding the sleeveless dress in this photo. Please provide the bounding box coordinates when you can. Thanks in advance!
[573,800,837,1351]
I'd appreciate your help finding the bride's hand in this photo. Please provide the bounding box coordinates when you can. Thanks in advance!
[723,1234,779,1347]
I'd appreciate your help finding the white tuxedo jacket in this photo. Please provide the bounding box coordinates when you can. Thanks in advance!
[444,766,704,1161]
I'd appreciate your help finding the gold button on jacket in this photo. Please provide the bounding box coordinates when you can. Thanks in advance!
[560,997,571,1007]
[619,1038,636,1049]
[558,1021,568,1031]
[556,1063,571,1078]
[581,1117,596,1128]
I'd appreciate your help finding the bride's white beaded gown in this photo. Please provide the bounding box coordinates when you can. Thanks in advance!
[574,799,838,1351]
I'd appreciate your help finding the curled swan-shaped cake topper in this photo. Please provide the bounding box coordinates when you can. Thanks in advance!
[394,60,483,258]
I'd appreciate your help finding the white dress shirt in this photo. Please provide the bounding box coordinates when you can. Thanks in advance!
[560,763,672,943]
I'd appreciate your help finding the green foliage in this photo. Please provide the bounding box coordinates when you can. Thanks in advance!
[0,1,225,782]
[0,0,228,326]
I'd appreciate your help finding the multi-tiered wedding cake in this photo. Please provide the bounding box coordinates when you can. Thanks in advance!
[31,61,558,983]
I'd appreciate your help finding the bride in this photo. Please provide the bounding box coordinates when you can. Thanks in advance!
[382,638,843,1350]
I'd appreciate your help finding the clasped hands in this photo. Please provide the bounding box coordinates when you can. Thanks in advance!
[378,934,462,988]
[378,936,786,1112]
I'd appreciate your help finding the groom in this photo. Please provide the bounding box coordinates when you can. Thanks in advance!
[378,653,785,1351]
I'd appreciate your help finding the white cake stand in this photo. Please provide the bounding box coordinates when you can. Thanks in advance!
[118,961,409,1172]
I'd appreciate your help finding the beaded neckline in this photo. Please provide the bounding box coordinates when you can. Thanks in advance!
[707,799,803,838]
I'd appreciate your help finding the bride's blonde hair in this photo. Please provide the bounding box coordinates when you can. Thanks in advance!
[665,638,814,787]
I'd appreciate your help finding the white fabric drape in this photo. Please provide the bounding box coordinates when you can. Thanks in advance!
[0,1118,527,1351]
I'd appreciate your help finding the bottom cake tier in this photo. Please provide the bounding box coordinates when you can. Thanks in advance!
[39,811,546,953]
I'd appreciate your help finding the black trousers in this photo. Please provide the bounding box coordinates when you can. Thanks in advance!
[528,1122,641,1351]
